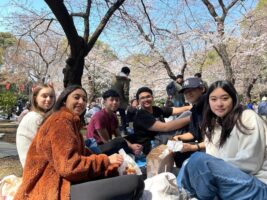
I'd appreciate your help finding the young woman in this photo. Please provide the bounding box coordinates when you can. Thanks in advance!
[16,83,56,167]
[178,80,267,199]
[14,85,144,200]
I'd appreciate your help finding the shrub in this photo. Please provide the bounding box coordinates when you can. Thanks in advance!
[0,91,17,118]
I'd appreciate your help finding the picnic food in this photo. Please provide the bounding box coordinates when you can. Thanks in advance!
[123,164,136,175]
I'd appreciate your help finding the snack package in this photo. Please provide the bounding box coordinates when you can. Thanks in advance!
[118,149,142,176]
[167,140,183,152]
[146,144,174,178]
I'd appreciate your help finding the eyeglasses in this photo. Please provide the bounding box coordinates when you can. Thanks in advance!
[139,95,153,100]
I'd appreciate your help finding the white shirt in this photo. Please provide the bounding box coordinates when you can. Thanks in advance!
[16,111,43,167]
[205,109,267,184]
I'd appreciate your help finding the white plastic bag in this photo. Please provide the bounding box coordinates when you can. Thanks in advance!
[167,140,183,152]
[0,175,22,200]
[141,172,179,200]
[117,149,142,176]
[141,172,196,200]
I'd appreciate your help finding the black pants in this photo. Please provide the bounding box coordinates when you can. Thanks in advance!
[173,151,193,168]
[98,137,131,155]
[118,108,127,132]
[71,175,144,200]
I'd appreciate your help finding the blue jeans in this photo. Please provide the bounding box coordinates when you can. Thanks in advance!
[172,99,184,107]
[178,152,267,200]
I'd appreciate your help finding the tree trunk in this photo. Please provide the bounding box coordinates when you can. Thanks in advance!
[63,54,85,87]
[63,37,87,87]
[87,73,95,104]
[44,0,125,88]
[158,54,176,80]
[244,78,258,100]
[216,43,234,84]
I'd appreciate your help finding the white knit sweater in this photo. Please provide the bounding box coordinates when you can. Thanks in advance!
[16,111,43,167]
[205,109,267,184]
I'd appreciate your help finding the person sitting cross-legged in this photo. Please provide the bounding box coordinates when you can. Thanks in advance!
[125,86,192,155]
[14,85,144,200]
[177,80,267,199]
[16,83,56,168]
[86,89,143,155]
[172,77,206,168]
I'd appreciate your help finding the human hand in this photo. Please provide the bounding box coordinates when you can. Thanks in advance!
[130,143,143,155]
[185,105,193,110]
[173,135,180,141]
[108,154,123,166]
[182,143,194,152]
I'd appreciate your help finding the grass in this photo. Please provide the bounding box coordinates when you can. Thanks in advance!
[0,156,22,180]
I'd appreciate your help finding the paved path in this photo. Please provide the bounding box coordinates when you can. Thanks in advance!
[0,141,17,158]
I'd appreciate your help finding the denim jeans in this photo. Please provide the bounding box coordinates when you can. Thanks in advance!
[178,152,267,200]
[172,99,184,107]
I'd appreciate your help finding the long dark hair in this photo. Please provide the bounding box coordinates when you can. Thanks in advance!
[201,80,248,147]
[54,84,87,108]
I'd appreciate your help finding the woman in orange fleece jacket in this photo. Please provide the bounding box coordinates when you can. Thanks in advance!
[14,85,144,200]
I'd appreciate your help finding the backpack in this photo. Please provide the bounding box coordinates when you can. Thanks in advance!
[258,102,267,116]
[166,81,176,96]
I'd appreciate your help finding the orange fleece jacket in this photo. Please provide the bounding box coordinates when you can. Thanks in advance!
[14,107,118,200]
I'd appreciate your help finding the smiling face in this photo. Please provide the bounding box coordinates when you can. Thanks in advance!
[103,96,120,112]
[138,92,153,110]
[35,87,55,113]
[65,89,87,115]
[183,87,204,105]
[209,87,233,118]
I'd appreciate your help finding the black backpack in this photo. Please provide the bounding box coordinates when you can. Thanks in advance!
[166,81,176,96]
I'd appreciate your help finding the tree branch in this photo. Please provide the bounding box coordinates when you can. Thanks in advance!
[218,0,227,17]
[86,0,126,53]
[84,0,92,42]
[44,0,80,54]
[201,0,219,21]
[140,0,155,45]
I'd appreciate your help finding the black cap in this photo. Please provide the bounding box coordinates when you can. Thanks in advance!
[179,77,204,93]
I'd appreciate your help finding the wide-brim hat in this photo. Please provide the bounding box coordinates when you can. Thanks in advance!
[179,77,204,93]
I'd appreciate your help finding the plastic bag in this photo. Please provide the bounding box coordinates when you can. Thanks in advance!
[118,149,142,176]
[167,140,183,152]
[140,172,194,200]
[140,172,179,200]
[146,145,174,178]
[0,175,22,200]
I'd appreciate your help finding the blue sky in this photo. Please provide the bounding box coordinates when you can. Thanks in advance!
[0,0,259,33]
[0,0,49,32]
[0,0,259,59]
[0,0,12,32]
